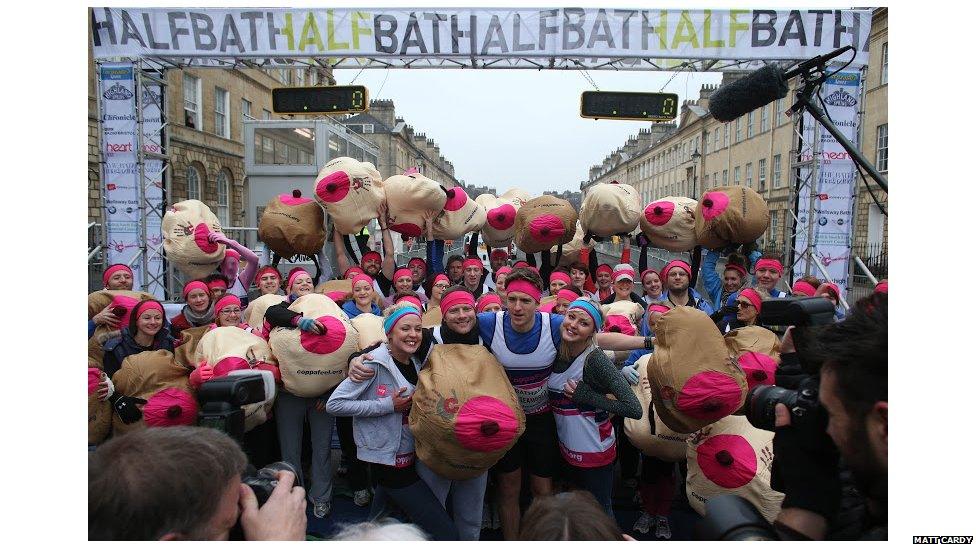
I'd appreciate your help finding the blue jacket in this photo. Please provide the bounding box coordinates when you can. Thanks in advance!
[102,325,175,379]
[661,287,715,316]
[702,248,763,310]
[341,300,382,319]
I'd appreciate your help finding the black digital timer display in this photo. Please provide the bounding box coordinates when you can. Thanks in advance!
[580,91,679,121]
[272,85,368,115]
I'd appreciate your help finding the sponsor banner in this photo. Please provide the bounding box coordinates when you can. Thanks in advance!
[793,71,861,300]
[99,62,167,297]
[100,62,141,278]
[91,8,871,66]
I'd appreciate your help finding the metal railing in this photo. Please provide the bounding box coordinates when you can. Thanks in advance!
[849,241,887,304]
[88,222,107,293]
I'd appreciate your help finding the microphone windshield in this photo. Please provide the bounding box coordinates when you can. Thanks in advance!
[708,65,789,123]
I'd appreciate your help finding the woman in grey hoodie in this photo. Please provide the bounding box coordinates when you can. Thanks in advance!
[326,303,459,541]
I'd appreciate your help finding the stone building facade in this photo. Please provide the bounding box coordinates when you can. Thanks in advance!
[342,100,461,187]
[582,7,888,261]
[89,38,334,230]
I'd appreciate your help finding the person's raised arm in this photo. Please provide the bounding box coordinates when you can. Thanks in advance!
[467,232,480,259]
[637,238,649,274]
[378,202,396,280]
[702,248,722,309]
[539,250,553,285]
[620,235,632,265]
[332,225,352,276]
[428,239,445,275]
[213,233,259,287]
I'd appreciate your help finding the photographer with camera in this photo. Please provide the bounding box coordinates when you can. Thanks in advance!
[769,293,887,540]
[703,294,887,541]
[89,426,307,541]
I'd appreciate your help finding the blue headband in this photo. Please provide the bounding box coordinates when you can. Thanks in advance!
[383,305,421,334]
[568,299,603,331]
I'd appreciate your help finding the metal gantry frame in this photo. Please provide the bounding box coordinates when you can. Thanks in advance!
[95,57,172,298]
[136,55,771,73]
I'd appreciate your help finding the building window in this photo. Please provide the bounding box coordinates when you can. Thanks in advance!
[776,98,785,125]
[278,68,290,84]
[735,118,742,143]
[747,112,754,138]
[714,127,720,150]
[713,172,718,189]
[724,123,730,147]
[262,109,272,120]
[702,133,708,155]
[758,158,767,190]
[723,169,728,185]
[242,99,253,120]
[703,174,709,187]
[876,124,888,172]
[761,106,769,132]
[734,166,741,185]
[214,87,229,138]
[186,165,201,200]
[183,74,201,130]
[745,162,753,187]
[881,42,888,85]
[773,154,782,188]
[296,68,306,87]
[216,170,231,226]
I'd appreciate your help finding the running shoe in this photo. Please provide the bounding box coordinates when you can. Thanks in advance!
[654,516,672,540]
[353,489,371,507]
[633,511,653,534]
[313,500,332,518]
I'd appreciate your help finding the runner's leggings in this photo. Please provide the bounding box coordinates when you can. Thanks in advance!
[570,462,615,517]
[369,472,459,541]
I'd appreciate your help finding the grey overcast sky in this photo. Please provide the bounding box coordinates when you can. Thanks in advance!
[338,67,722,195]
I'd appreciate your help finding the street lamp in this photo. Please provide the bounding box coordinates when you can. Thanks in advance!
[690,149,701,198]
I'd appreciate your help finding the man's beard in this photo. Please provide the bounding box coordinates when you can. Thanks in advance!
[843,421,887,508]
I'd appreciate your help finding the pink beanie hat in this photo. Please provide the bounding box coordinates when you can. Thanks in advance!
[791,280,818,297]
[286,268,311,291]
[213,294,242,315]
[738,288,763,312]
[549,271,572,286]
[351,274,374,290]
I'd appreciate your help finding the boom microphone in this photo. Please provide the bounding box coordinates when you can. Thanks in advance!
[708,65,788,123]
[708,46,855,123]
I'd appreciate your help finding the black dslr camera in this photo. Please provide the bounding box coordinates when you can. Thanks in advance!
[743,296,835,431]
[197,372,268,441]
[242,461,302,507]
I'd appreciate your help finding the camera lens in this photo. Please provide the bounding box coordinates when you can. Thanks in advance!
[745,385,798,432]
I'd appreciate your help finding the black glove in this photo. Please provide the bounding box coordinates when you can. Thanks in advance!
[635,234,650,248]
[770,377,842,520]
[110,394,147,424]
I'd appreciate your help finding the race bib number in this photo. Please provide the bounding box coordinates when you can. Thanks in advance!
[515,381,550,415]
